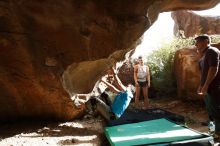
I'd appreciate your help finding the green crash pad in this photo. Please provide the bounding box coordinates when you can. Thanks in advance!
[105,118,210,146]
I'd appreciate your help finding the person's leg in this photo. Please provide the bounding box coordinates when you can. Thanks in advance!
[211,90,220,139]
[93,98,112,121]
[100,91,111,106]
[142,86,149,109]
[204,94,214,122]
[213,106,220,138]
[215,118,220,135]
[205,94,220,139]
[135,85,140,107]
[214,118,220,143]
[213,109,220,140]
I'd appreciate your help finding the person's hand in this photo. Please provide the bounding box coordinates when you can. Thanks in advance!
[148,83,150,88]
[135,81,139,87]
[197,85,208,95]
[197,86,202,95]
[200,85,208,95]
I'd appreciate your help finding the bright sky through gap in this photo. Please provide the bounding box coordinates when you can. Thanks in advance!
[132,4,220,59]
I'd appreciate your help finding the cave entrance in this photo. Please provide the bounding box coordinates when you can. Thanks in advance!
[62,4,220,107]
[131,4,220,99]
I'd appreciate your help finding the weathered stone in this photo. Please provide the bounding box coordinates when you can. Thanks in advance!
[0,0,219,121]
[172,10,220,37]
[118,60,135,86]
[174,48,201,99]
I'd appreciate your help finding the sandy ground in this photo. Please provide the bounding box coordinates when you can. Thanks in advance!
[0,97,217,146]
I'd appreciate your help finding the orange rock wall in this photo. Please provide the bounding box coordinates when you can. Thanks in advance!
[174,48,201,99]
[0,0,219,122]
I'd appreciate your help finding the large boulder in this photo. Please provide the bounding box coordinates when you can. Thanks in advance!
[0,0,220,122]
[117,60,135,86]
[172,10,220,37]
[174,48,201,99]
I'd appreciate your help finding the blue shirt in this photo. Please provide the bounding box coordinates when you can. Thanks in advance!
[111,89,133,118]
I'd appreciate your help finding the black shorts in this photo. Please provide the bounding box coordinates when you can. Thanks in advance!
[138,81,148,87]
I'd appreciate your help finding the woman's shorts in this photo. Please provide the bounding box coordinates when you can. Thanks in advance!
[137,81,148,87]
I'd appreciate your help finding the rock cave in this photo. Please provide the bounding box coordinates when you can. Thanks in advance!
[0,0,220,123]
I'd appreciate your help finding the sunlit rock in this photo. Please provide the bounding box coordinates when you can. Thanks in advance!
[117,60,135,86]
[172,10,220,37]
[174,48,201,99]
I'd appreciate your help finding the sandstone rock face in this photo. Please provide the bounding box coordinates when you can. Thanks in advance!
[118,60,135,86]
[172,10,220,37]
[174,48,201,99]
[0,0,219,122]
[174,43,220,100]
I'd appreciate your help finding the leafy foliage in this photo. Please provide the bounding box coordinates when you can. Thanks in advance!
[211,35,220,43]
[145,37,194,97]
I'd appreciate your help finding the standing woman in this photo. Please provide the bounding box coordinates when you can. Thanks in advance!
[134,56,150,109]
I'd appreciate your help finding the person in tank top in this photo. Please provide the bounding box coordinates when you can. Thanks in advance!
[134,56,150,109]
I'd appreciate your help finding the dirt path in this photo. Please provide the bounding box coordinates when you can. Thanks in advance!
[0,97,211,146]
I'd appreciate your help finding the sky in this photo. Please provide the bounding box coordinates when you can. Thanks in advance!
[132,4,220,58]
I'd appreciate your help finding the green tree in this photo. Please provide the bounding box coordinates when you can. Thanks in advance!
[145,37,194,97]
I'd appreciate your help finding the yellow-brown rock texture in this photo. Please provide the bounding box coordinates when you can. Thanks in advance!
[174,48,201,100]
[118,60,135,86]
[172,10,220,37]
[0,0,220,122]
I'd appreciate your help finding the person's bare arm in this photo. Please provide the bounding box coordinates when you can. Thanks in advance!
[111,68,126,92]
[101,79,120,94]
[197,85,202,94]
[200,66,218,95]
